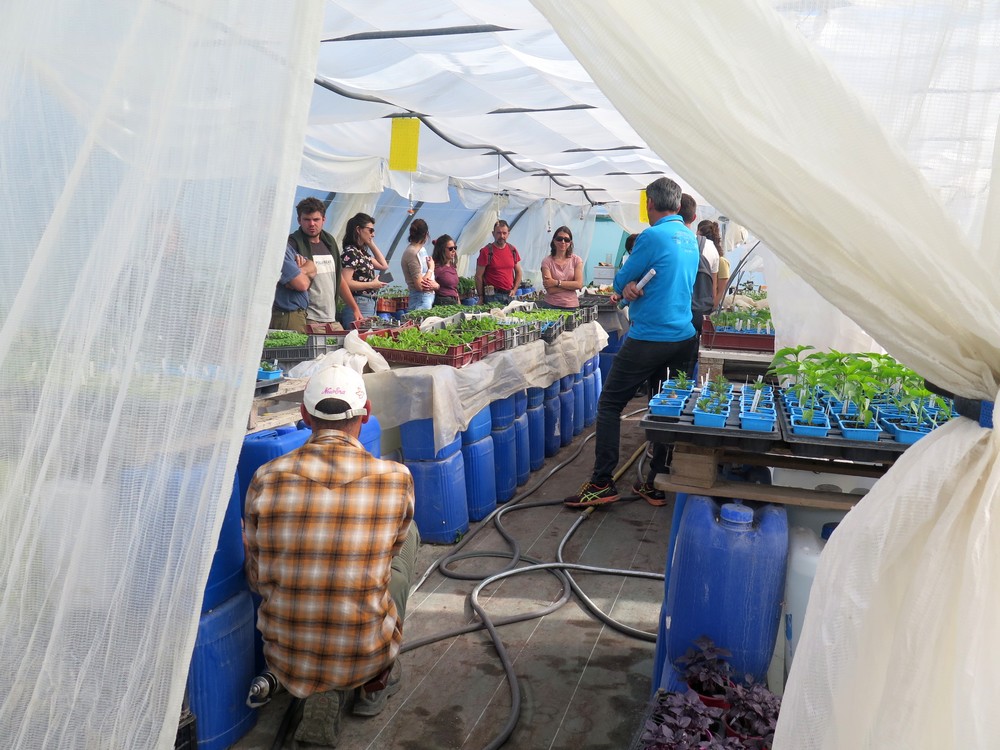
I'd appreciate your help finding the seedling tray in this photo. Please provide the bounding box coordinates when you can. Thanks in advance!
[369,344,478,368]
[775,398,907,461]
[641,386,784,453]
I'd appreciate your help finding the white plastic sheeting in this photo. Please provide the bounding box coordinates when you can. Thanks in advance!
[0,2,319,747]
[529,1,1000,748]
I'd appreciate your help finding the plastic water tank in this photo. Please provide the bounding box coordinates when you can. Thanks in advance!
[662,497,788,685]
[356,414,381,457]
[513,389,528,418]
[572,376,584,436]
[187,590,257,750]
[491,424,517,503]
[406,451,469,543]
[238,424,311,510]
[461,435,497,521]
[462,406,492,444]
[583,371,597,427]
[594,358,603,402]
[513,413,530,486]
[784,522,838,677]
[400,418,461,460]
[543,392,562,457]
[559,387,575,447]
[526,387,545,409]
[526,405,545,472]
[560,374,574,392]
[598,352,616,387]
[490,395,517,430]
[202,473,246,613]
[543,381,560,401]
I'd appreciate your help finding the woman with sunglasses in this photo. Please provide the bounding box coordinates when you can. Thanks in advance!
[431,235,460,307]
[539,226,583,309]
[338,212,388,329]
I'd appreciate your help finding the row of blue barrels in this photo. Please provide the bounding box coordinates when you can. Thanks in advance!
[184,417,385,750]
[402,355,603,544]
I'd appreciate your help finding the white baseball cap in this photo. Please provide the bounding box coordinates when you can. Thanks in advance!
[303,365,368,420]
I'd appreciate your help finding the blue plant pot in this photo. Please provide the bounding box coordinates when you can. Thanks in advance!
[692,408,729,428]
[790,415,830,437]
[257,368,282,381]
[739,412,776,432]
[893,424,928,444]
[649,396,687,417]
[836,417,883,442]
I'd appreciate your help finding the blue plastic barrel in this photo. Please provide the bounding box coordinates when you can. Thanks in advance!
[203,473,246,613]
[572,377,584,436]
[559,388,575,447]
[491,424,517,502]
[583,357,595,375]
[358,414,381,458]
[560,374,574,392]
[526,405,545,472]
[594,358,603,402]
[400,418,461,460]
[543,381,560,400]
[513,413,530,486]
[406,451,469,543]
[603,329,624,353]
[188,590,257,750]
[490,395,516,430]
[543,394,562,457]
[598,352,616,388]
[583,372,597,427]
[658,497,788,688]
[461,435,497,521]
[513,389,527,418]
[526,387,545,409]
[238,424,311,510]
[462,406,492,444]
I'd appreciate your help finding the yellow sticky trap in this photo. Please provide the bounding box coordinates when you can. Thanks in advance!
[389,117,420,172]
[639,189,648,224]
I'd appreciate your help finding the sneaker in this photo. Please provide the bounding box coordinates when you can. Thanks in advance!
[352,661,402,717]
[294,689,349,748]
[563,481,620,508]
[633,480,668,507]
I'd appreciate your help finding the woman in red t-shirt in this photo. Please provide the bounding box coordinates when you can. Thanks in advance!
[539,226,583,309]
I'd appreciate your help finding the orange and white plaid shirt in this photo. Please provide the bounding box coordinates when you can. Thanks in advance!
[244,429,414,698]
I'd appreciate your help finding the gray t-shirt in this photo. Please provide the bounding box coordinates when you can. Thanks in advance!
[307,246,338,323]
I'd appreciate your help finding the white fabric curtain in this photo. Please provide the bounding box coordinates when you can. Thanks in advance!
[0,2,321,748]
[531,1,1000,748]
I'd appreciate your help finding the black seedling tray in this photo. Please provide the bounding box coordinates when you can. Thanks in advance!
[776,398,907,462]
[641,386,784,453]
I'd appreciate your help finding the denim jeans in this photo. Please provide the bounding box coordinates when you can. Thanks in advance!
[484,293,512,305]
[338,295,377,329]
[592,334,699,485]
[407,290,435,312]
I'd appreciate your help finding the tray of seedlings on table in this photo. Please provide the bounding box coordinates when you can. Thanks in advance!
[701,309,775,353]
[363,325,482,368]
[770,345,957,461]
[640,372,785,453]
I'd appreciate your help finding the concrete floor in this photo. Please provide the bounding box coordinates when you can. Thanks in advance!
[231,397,671,750]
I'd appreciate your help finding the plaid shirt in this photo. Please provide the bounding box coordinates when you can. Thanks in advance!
[244,429,414,698]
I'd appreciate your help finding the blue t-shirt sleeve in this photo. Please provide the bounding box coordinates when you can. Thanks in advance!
[278,245,300,286]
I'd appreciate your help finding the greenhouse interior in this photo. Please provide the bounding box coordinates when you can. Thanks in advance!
[2,1,999,749]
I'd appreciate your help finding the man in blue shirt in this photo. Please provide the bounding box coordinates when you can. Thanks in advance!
[270,245,316,333]
[565,177,700,507]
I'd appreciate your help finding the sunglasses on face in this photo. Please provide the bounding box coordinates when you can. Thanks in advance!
[447,245,457,250]
[554,236,571,242]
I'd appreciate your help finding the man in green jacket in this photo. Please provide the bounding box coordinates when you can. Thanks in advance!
[287,197,360,327]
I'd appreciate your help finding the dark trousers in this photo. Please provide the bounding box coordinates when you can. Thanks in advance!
[593,335,699,485]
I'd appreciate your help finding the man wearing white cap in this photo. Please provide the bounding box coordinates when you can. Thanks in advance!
[244,365,418,748]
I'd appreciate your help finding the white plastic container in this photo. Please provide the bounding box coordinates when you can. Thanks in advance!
[784,522,837,678]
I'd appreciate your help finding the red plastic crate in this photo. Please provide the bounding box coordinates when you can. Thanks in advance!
[701,319,775,352]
